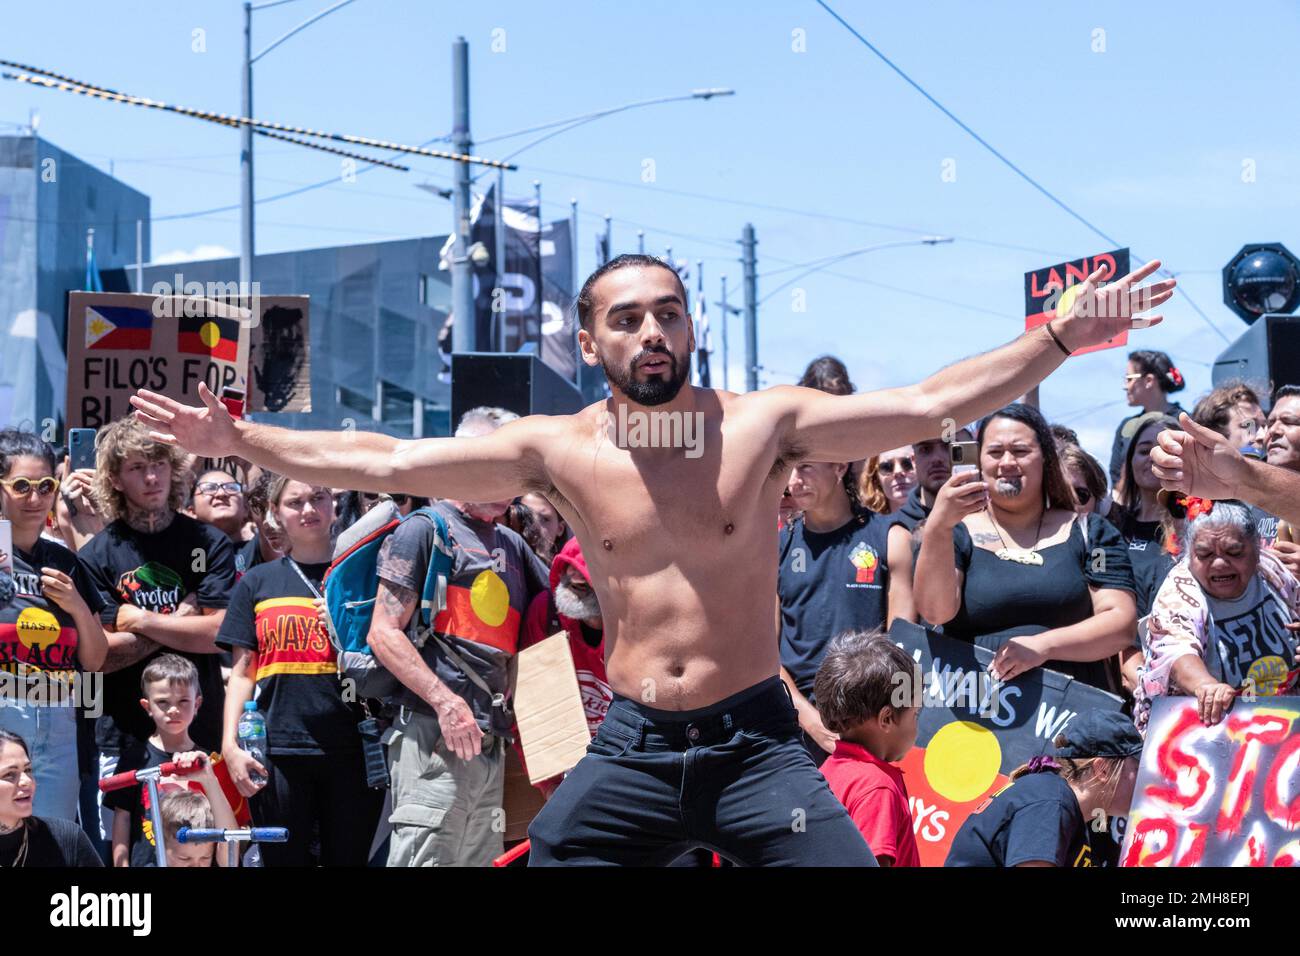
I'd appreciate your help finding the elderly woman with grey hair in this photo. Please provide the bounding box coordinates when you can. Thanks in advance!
[1136,499,1300,731]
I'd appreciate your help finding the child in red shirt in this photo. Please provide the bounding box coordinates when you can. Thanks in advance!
[814,630,922,867]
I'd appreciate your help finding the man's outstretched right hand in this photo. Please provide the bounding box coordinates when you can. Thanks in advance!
[130,382,239,458]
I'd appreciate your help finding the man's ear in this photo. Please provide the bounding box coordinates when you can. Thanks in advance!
[578,327,601,369]
[877,705,896,728]
[686,313,696,355]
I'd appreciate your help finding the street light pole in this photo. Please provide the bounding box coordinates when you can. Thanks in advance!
[742,223,758,393]
[240,0,360,295]
[240,1,254,290]
[450,37,475,354]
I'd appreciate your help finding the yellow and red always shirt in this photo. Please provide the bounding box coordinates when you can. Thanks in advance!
[216,558,362,755]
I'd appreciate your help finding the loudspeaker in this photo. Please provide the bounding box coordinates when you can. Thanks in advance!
[1212,314,1300,404]
[450,352,586,429]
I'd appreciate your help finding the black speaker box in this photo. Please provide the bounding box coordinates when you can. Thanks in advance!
[1212,314,1300,404]
[450,352,586,429]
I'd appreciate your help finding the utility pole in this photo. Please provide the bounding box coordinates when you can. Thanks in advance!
[720,275,730,392]
[239,1,254,291]
[741,223,758,392]
[570,196,579,379]
[135,219,144,291]
[533,179,543,350]
[494,167,506,351]
[450,36,475,353]
[637,230,644,255]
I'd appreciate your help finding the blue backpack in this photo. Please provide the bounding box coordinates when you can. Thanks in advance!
[321,505,453,699]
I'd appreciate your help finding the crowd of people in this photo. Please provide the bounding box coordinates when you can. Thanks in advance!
[2,331,1299,868]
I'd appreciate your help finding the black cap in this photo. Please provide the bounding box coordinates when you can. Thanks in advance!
[1056,710,1143,759]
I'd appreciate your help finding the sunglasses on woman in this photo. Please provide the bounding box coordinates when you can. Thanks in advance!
[878,457,915,476]
[0,476,60,497]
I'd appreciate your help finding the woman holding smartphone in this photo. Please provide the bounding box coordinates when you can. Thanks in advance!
[913,404,1138,692]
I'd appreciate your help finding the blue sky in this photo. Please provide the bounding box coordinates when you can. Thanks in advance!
[4,0,1299,463]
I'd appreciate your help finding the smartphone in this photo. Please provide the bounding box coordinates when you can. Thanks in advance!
[68,427,97,472]
[949,440,980,476]
[221,386,246,420]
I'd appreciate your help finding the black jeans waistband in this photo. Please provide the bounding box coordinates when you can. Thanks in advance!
[604,676,795,748]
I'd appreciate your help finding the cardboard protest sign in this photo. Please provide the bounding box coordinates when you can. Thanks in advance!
[890,620,1126,866]
[510,632,591,785]
[1119,697,1300,867]
[246,297,311,414]
[1024,248,1130,356]
[66,292,310,429]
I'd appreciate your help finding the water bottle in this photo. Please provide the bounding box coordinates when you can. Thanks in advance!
[237,700,268,786]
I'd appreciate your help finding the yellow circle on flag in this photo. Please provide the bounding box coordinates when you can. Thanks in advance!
[1055,284,1081,318]
[16,607,61,651]
[924,720,1002,803]
[199,321,221,348]
[470,570,510,627]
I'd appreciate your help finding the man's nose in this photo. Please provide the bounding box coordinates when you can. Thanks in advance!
[640,312,667,345]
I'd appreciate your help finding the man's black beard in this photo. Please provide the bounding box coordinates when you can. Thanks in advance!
[602,346,689,407]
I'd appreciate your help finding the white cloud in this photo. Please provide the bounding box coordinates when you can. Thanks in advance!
[151,244,236,265]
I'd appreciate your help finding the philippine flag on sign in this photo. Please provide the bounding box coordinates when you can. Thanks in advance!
[85,306,154,351]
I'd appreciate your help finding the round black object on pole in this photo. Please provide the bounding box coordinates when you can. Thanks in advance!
[1223,243,1300,324]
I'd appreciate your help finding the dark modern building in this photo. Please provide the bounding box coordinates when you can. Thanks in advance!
[136,236,456,437]
[0,133,150,428]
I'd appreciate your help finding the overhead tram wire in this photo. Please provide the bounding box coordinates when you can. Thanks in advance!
[0,62,515,170]
[811,0,1231,345]
[510,160,1077,260]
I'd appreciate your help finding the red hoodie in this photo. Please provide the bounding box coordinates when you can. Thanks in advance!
[517,538,612,792]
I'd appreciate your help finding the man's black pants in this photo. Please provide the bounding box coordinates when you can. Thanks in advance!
[528,676,877,866]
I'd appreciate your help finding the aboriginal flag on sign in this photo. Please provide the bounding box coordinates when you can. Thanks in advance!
[177,315,239,362]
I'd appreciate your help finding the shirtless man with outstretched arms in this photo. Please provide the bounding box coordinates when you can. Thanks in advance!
[132,253,1173,866]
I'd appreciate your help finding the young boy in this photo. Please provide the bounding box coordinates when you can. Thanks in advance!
[813,630,923,867]
[104,654,236,866]
[159,785,239,867]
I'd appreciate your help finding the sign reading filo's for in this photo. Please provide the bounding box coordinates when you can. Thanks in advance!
[66,292,311,428]
[1120,697,1300,867]
[1024,247,1130,356]
[889,621,1125,866]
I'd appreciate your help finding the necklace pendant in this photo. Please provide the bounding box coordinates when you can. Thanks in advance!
[996,547,1043,566]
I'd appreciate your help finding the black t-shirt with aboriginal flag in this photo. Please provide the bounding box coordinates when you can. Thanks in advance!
[101,737,208,868]
[80,515,235,755]
[216,558,361,755]
[0,537,106,695]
